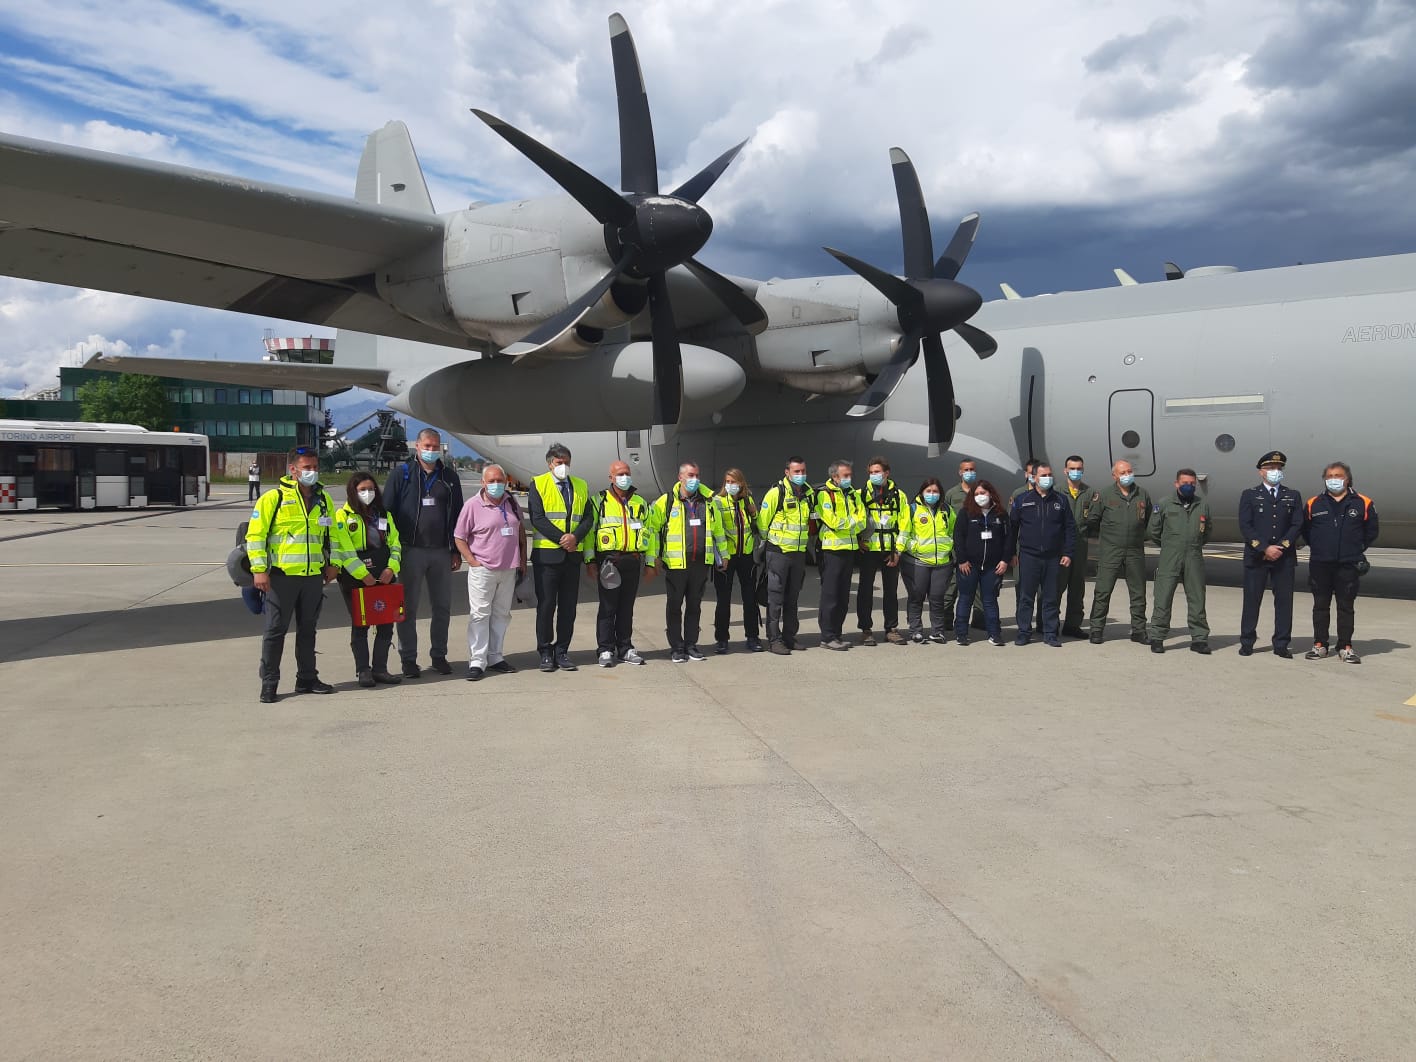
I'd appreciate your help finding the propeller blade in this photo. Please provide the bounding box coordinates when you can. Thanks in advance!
[934,213,980,281]
[823,247,920,310]
[954,321,997,359]
[670,139,748,204]
[609,13,658,194]
[503,251,636,357]
[889,148,934,281]
[472,108,635,227]
[920,332,957,455]
[846,332,920,417]
[646,270,682,424]
[683,258,769,335]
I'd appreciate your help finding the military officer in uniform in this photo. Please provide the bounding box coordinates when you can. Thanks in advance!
[1146,468,1211,654]
[1237,450,1304,657]
[1083,459,1154,644]
[1057,455,1099,638]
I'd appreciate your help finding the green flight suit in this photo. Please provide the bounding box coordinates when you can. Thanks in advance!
[1083,481,1154,638]
[1147,493,1211,644]
[1056,479,1100,630]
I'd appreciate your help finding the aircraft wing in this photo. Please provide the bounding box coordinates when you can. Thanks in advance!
[0,133,477,348]
[84,352,390,398]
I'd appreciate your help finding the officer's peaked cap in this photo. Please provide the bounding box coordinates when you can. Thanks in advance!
[1256,450,1287,468]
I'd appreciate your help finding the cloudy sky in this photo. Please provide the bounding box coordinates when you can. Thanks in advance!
[2,0,1414,398]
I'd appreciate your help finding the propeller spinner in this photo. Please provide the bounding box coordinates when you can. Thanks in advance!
[824,148,996,456]
[473,13,766,425]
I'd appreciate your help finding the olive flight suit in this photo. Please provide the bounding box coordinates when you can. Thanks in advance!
[1083,481,1154,640]
[1147,492,1211,646]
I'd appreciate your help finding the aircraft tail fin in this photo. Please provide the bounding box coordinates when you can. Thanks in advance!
[355,121,436,213]
[1000,283,1022,300]
[1113,268,1138,286]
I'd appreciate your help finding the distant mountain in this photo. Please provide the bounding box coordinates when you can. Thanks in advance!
[326,389,480,458]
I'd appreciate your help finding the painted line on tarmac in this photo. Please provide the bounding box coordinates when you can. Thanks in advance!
[0,499,246,544]
[1405,694,1416,707]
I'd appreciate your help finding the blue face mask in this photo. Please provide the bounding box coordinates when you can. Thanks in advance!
[922,492,940,505]
[790,473,807,487]
[1264,468,1284,485]
[684,477,700,493]
[419,449,439,465]
[1325,478,1346,494]
[1118,473,1135,488]
[296,469,319,487]
[838,477,852,490]
[1177,483,1196,499]
[1067,469,1084,482]
[485,481,506,499]
[725,483,740,496]
[961,470,978,484]
[868,473,884,487]
[1037,476,1054,490]
[614,474,632,491]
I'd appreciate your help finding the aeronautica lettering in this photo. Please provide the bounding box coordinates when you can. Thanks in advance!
[1341,322,1416,343]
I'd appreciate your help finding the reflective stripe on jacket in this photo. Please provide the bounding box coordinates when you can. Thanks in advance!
[856,481,909,553]
[245,477,335,575]
[531,472,590,553]
[815,481,866,551]
[711,493,758,558]
[331,502,403,580]
[900,500,956,566]
[646,484,725,568]
[757,478,814,552]
[591,488,652,559]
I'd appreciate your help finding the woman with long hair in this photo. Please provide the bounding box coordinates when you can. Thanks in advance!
[330,471,403,687]
[952,478,1013,645]
[711,468,764,652]
[897,476,956,643]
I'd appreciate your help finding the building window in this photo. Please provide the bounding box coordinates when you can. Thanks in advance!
[279,422,295,437]
[261,422,273,436]
[238,389,251,404]
[167,389,181,402]
[260,389,274,405]
[214,388,227,404]
[60,386,76,401]
[191,388,204,403]
[239,422,251,436]
[216,421,227,435]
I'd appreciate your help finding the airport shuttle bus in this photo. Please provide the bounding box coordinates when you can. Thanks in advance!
[0,420,209,511]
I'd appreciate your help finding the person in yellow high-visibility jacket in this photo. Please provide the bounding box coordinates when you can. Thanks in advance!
[814,459,866,650]
[896,477,957,643]
[245,447,339,702]
[645,461,726,662]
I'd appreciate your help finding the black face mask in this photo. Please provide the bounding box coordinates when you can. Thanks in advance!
[1177,485,1197,500]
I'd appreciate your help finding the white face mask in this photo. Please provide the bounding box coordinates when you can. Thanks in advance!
[552,463,570,481]
[1325,478,1346,494]
[1264,468,1284,485]
[725,483,740,496]
[974,493,991,507]
[296,469,319,487]
[357,489,376,505]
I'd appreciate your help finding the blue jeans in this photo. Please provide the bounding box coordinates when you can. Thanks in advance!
[1017,552,1062,639]
[955,565,1003,639]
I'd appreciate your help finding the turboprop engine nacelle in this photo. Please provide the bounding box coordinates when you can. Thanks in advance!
[389,342,747,435]
[749,276,899,393]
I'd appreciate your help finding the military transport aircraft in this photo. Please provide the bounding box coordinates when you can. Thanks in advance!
[0,14,1412,545]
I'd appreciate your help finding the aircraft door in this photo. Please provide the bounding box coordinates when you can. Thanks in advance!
[1108,389,1155,476]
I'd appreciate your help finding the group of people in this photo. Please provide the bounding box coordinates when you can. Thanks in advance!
[243,436,1380,700]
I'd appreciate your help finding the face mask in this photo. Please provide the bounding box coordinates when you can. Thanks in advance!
[961,471,978,484]
[1037,476,1054,490]
[1067,469,1083,482]
[1325,478,1346,494]
[869,473,885,487]
[790,473,807,487]
[296,469,319,486]
[922,492,940,505]
[1026,474,1035,485]
[485,481,506,499]
[725,483,740,497]
[357,489,376,505]
[419,449,439,465]
[1177,484,1196,500]
[1118,473,1135,488]
[552,463,570,481]
[1264,468,1284,485]
[838,477,852,490]
[684,477,700,493]
[974,493,991,508]
[614,474,632,491]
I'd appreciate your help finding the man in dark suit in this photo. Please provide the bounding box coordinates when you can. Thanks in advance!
[1237,450,1305,657]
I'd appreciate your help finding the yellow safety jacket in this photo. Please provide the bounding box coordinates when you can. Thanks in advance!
[590,488,652,560]
[856,480,910,553]
[712,492,758,558]
[330,502,403,581]
[531,471,590,554]
[757,478,814,552]
[246,477,337,576]
[815,481,866,551]
[901,499,956,566]
[646,484,726,569]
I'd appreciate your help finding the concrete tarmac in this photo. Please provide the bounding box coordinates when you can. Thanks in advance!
[1,489,1413,1061]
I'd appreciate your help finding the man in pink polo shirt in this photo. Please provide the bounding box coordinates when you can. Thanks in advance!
[453,464,528,681]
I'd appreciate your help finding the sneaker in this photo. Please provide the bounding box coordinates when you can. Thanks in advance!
[1238,645,1254,657]
[686,646,707,661]
[746,639,765,653]
[823,639,850,651]
[1189,643,1211,655]
[598,651,616,668]
[1014,634,1031,646]
[555,650,578,672]
[671,648,689,663]
[910,632,926,644]
[619,648,647,666]
[1338,646,1362,664]
[1044,637,1062,648]
[295,679,334,694]
[430,657,453,675]
[487,660,517,674]
[767,640,791,656]
[372,670,402,684]
[1150,641,1165,654]
[885,629,907,645]
[259,682,278,703]
[928,632,948,644]
[1304,644,1329,660]
[465,666,485,682]
[860,631,878,646]
[402,660,422,679]
[1274,647,1294,659]
[988,636,1006,647]
[357,669,376,687]
[714,640,730,655]
[539,652,557,673]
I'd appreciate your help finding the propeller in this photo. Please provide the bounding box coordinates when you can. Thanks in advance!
[824,147,996,455]
[472,13,765,425]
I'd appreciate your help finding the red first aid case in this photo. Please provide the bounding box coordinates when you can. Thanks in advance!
[350,583,405,627]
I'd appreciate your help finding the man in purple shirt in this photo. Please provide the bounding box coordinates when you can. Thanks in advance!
[453,464,528,681]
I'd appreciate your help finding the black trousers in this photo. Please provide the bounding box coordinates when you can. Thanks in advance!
[1017,552,1062,639]
[533,557,582,654]
[248,480,261,500]
[764,549,806,646]
[713,554,760,642]
[260,570,326,685]
[596,554,642,654]
[1240,556,1296,650]
[855,550,900,632]
[901,557,954,636]
[817,550,855,640]
[664,565,710,650]
[338,579,395,673]
[1309,560,1360,648]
